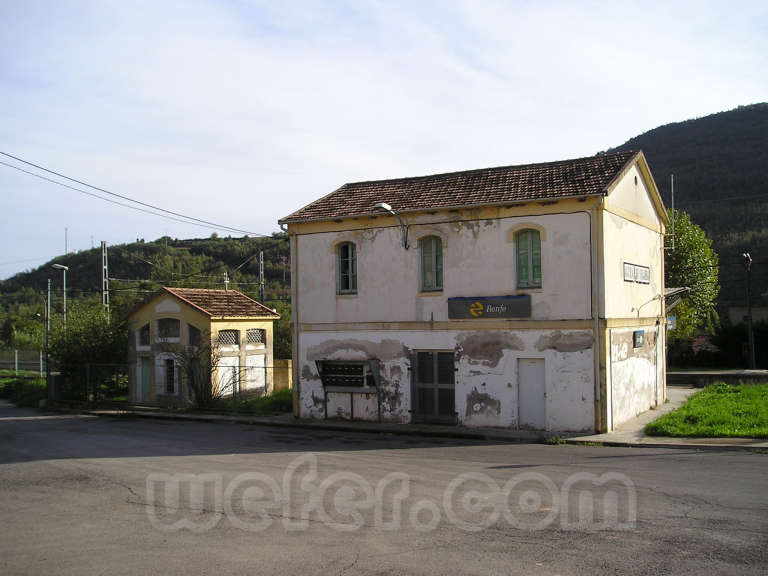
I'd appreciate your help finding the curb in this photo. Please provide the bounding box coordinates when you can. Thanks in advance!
[565,438,768,452]
[90,409,540,442]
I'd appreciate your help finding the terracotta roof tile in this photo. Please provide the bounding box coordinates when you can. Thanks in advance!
[163,288,279,318]
[280,150,638,224]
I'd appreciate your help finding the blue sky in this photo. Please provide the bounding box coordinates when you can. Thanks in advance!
[1,0,766,279]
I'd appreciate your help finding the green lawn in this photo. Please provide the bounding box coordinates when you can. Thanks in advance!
[646,382,768,438]
[0,375,47,407]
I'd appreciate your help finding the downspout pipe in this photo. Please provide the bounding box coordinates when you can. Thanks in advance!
[592,196,604,432]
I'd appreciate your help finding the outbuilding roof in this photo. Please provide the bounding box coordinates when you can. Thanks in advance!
[280,150,639,224]
[162,287,280,318]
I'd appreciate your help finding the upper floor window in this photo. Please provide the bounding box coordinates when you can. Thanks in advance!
[516,229,542,289]
[138,323,150,347]
[420,236,443,291]
[218,329,240,347]
[246,328,266,345]
[337,242,357,294]
[157,318,180,341]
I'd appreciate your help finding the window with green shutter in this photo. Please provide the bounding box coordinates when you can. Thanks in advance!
[420,235,443,291]
[516,229,542,289]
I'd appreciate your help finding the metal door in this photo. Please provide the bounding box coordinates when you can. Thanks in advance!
[517,358,547,430]
[412,351,456,423]
[518,358,546,429]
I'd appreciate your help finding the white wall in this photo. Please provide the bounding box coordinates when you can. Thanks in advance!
[298,328,595,432]
[296,212,593,325]
[609,326,660,427]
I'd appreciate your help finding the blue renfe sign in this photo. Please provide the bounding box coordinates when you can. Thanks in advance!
[447,295,532,319]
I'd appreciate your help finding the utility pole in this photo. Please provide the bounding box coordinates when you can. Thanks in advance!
[101,241,110,320]
[743,252,756,369]
[224,270,229,291]
[259,251,265,303]
[46,279,51,400]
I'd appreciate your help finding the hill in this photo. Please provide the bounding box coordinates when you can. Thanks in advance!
[609,103,768,312]
[0,233,291,352]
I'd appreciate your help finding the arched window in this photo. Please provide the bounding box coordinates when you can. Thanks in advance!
[516,229,542,288]
[420,236,443,291]
[337,242,357,294]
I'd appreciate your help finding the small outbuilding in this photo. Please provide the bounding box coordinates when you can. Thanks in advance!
[127,287,280,406]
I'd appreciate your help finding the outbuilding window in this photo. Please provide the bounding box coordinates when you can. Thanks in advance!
[337,242,357,294]
[218,329,240,347]
[157,318,180,342]
[420,235,443,291]
[516,229,542,289]
[138,323,150,347]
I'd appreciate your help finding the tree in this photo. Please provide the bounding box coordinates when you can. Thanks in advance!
[48,300,127,378]
[159,332,231,409]
[665,209,720,343]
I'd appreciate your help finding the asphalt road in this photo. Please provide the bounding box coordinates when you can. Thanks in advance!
[0,399,766,575]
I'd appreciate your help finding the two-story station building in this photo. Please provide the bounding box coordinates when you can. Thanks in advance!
[279,150,668,433]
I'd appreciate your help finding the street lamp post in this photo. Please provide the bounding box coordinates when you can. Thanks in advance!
[52,264,69,332]
[743,253,755,369]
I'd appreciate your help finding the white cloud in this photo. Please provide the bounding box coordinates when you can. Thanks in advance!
[0,0,765,278]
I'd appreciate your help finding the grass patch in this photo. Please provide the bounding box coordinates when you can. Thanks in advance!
[0,376,47,407]
[646,382,768,438]
[238,388,293,416]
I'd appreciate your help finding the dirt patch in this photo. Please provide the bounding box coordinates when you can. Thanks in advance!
[457,332,524,367]
[307,339,408,362]
[535,331,593,353]
[465,387,501,419]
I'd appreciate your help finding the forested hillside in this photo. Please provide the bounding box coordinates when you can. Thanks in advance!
[0,233,291,353]
[610,103,768,311]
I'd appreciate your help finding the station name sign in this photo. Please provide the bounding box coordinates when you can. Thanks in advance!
[623,262,651,284]
[447,295,531,319]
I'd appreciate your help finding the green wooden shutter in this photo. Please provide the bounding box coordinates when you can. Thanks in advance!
[517,230,529,287]
[531,230,541,287]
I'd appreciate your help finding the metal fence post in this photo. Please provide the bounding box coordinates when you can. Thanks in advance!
[14,349,18,375]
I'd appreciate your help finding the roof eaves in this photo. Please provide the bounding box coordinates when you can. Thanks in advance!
[279,192,606,225]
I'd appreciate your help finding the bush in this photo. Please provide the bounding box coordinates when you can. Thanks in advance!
[241,389,293,416]
[0,376,47,407]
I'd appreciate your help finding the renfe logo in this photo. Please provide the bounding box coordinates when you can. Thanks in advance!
[447,295,531,319]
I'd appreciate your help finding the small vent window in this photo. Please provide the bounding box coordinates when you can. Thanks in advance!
[218,329,240,346]
[246,329,266,345]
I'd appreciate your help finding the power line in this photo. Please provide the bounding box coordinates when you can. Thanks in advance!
[0,160,258,236]
[0,151,268,237]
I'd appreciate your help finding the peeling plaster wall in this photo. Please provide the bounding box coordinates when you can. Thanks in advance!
[609,327,659,427]
[296,212,592,325]
[298,329,595,432]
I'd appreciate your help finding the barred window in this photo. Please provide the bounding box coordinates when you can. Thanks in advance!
[165,359,176,394]
[218,329,240,346]
[246,328,266,345]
